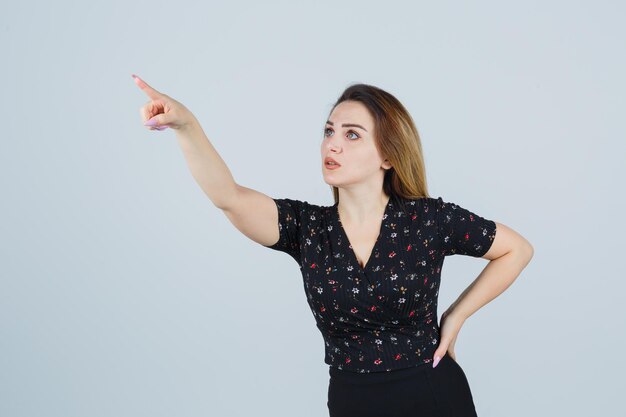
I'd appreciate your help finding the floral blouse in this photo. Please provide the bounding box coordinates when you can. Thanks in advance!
[261,194,497,373]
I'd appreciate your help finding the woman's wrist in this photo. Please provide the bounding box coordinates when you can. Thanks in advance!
[443,305,468,323]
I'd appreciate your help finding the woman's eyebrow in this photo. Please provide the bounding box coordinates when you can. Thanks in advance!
[326,120,368,132]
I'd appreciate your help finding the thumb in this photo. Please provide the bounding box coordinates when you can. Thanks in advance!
[432,344,448,368]
[144,114,170,128]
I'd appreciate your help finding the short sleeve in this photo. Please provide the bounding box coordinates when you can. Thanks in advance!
[436,197,497,257]
[262,198,307,266]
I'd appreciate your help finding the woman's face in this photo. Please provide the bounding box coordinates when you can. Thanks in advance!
[321,100,391,189]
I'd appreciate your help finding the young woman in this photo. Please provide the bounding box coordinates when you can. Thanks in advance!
[133,74,533,417]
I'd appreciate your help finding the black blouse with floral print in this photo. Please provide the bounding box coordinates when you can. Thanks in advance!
[261,194,497,373]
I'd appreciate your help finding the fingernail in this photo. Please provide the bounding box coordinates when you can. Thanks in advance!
[432,356,440,368]
[144,119,158,126]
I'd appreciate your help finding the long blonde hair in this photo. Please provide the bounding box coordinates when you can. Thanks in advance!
[327,83,430,205]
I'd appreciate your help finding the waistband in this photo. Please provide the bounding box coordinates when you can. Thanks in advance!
[328,355,452,385]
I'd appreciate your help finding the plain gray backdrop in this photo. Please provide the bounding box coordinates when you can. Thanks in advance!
[2,1,624,416]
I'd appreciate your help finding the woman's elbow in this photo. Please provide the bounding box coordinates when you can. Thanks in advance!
[522,238,534,259]
[515,240,534,266]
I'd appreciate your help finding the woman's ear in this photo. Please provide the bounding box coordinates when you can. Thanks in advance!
[382,159,393,170]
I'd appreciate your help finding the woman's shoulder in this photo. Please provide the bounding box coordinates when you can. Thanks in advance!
[394,195,440,211]
[272,197,334,220]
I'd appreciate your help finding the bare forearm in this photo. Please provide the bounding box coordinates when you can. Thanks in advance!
[447,246,533,322]
[174,118,238,209]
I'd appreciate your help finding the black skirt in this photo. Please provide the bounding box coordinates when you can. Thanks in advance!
[327,354,478,417]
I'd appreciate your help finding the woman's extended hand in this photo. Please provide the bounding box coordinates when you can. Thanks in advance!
[132,74,197,131]
[432,310,465,367]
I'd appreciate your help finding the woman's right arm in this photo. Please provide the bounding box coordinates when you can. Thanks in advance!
[132,74,279,248]
[175,122,280,248]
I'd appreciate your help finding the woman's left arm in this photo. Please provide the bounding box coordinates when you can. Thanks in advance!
[433,221,534,367]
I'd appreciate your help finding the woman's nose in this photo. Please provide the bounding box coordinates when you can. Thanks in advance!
[325,136,341,151]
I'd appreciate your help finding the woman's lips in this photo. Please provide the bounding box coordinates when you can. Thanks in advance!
[325,163,341,170]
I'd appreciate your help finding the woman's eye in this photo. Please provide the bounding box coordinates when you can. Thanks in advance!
[346,130,360,140]
[324,128,360,140]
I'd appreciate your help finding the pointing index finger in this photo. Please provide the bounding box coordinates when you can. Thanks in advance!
[132,74,162,100]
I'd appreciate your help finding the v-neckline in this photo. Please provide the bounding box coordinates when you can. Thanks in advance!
[334,196,392,274]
